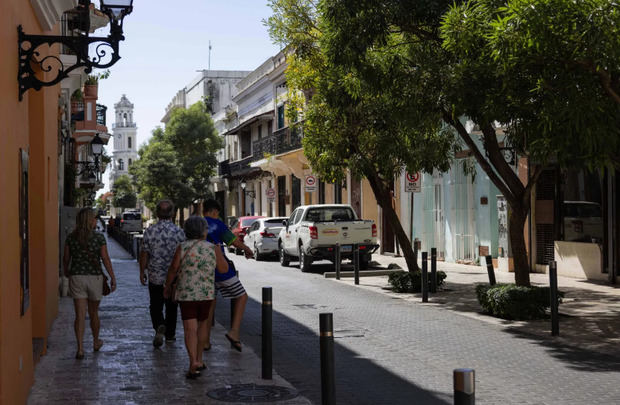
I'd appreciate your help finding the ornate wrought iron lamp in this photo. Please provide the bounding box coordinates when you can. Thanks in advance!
[18,0,133,100]
[240,181,256,199]
[76,133,105,180]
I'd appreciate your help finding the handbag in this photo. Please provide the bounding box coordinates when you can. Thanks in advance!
[170,240,201,302]
[102,274,111,296]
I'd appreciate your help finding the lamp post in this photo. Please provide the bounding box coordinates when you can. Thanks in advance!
[17,0,134,100]
[76,133,105,182]
[240,181,256,198]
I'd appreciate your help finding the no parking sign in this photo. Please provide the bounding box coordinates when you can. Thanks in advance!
[405,171,421,193]
[305,175,317,192]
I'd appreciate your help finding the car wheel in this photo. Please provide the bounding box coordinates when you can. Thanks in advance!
[299,246,312,273]
[254,245,261,261]
[279,243,290,267]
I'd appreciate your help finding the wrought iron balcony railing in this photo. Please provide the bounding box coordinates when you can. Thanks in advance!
[251,125,303,162]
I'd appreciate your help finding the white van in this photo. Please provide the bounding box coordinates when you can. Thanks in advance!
[121,211,143,233]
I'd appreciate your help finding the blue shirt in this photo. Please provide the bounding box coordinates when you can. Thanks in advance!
[205,217,237,281]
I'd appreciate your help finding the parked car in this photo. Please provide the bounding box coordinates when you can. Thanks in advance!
[228,215,264,254]
[563,201,603,243]
[278,204,378,272]
[243,217,288,260]
[120,211,143,233]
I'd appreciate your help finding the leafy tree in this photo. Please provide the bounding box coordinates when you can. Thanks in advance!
[112,174,137,210]
[95,195,107,212]
[269,0,620,286]
[267,0,455,273]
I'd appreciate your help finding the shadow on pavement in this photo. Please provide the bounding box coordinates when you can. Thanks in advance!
[215,295,450,405]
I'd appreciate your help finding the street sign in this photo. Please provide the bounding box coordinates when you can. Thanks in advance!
[304,175,317,192]
[266,187,276,201]
[405,171,421,193]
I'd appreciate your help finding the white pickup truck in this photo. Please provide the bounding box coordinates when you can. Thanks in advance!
[278,204,379,272]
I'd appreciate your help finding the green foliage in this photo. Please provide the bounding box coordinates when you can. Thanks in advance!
[85,69,111,85]
[112,174,137,209]
[130,102,221,212]
[475,284,564,320]
[388,270,447,293]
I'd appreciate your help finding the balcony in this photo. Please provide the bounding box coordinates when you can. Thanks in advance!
[112,122,137,129]
[218,159,230,177]
[251,125,303,162]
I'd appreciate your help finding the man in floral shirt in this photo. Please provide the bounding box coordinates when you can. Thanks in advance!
[139,200,185,347]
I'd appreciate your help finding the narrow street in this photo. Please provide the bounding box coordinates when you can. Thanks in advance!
[222,254,620,405]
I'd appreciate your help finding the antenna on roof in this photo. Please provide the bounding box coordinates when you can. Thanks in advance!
[208,40,212,71]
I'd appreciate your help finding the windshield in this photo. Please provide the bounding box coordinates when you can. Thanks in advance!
[265,219,285,225]
[123,213,141,220]
[241,218,260,227]
[563,202,602,218]
[305,207,355,222]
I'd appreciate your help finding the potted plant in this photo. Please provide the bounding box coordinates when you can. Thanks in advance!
[83,69,110,98]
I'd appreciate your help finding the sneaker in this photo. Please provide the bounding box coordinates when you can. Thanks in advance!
[153,325,166,347]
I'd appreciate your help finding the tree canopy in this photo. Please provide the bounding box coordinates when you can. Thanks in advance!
[112,174,137,209]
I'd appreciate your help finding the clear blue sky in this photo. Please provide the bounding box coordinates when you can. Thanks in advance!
[96,0,281,192]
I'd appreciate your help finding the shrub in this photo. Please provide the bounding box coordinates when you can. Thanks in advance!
[388,270,447,293]
[475,284,564,320]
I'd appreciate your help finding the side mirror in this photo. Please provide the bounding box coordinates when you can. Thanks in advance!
[282,219,288,226]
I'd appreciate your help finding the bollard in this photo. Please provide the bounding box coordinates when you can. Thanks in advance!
[454,368,475,405]
[353,244,360,285]
[485,255,496,286]
[549,260,559,336]
[319,313,336,405]
[335,244,341,280]
[262,287,273,379]
[421,251,428,302]
[431,247,437,293]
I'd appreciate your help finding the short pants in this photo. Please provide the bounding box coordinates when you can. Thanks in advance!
[69,275,103,301]
[215,275,247,299]
[179,300,213,321]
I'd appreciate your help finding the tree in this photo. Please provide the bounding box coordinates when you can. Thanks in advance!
[270,0,620,286]
[267,0,455,273]
[129,102,222,221]
[95,195,107,212]
[112,174,137,210]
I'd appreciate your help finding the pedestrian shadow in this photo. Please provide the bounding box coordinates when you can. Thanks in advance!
[215,296,451,405]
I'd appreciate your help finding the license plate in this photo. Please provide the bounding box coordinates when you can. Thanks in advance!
[340,245,352,252]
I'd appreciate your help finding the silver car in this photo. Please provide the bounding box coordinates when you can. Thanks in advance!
[244,217,288,260]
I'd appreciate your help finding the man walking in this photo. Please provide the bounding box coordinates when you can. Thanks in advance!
[139,200,185,347]
[203,199,253,352]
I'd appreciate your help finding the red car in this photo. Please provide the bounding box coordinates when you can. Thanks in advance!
[229,216,264,254]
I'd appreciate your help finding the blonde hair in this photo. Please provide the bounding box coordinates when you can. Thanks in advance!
[73,208,96,245]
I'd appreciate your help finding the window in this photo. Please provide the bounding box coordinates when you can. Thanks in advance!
[257,124,262,140]
[277,105,285,129]
[268,121,273,137]
[292,209,304,224]
[128,136,132,149]
[118,159,124,170]
[128,158,132,166]
[19,149,30,315]
[288,209,299,224]
[334,183,342,204]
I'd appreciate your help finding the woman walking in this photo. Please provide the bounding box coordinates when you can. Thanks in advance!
[164,216,228,378]
[63,208,116,359]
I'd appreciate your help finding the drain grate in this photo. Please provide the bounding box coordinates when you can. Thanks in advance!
[207,384,298,403]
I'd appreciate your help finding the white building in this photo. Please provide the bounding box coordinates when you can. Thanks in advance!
[110,94,138,183]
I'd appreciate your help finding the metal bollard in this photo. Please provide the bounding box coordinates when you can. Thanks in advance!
[353,243,360,285]
[431,247,437,293]
[485,255,496,286]
[319,313,336,405]
[454,368,475,405]
[335,243,341,280]
[421,251,428,302]
[262,287,273,379]
[549,261,559,336]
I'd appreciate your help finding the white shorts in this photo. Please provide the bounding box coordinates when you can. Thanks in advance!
[69,275,103,301]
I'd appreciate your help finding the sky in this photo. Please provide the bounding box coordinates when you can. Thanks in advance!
[96,0,281,193]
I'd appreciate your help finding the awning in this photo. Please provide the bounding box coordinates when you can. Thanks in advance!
[223,111,273,136]
[250,148,309,178]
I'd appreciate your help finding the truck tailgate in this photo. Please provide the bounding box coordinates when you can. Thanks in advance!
[313,221,375,247]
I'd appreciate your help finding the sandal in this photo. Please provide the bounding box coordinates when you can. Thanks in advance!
[225,334,242,352]
[185,370,201,379]
[204,343,212,351]
[75,351,84,360]
[93,339,103,352]
[197,363,207,371]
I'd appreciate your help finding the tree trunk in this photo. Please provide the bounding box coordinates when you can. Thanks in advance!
[365,170,420,272]
[509,205,531,286]
[179,207,185,227]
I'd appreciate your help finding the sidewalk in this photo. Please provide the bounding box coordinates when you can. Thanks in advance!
[28,236,312,404]
[335,253,620,358]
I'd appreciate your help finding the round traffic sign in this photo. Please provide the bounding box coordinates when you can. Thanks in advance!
[305,175,317,187]
[266,188,276,198]
[406,172,420,182]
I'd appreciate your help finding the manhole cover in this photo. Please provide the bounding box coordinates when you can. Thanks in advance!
[207,384,298,403]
